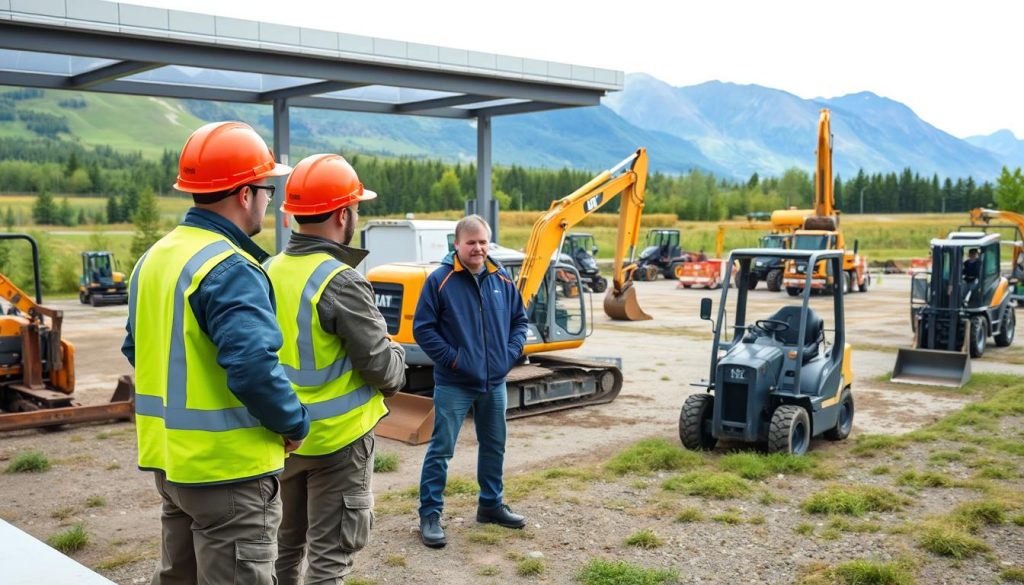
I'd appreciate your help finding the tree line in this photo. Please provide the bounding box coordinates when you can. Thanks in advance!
[0,136,1020,227]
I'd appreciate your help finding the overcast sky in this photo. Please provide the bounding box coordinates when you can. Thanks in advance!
[133,0,1023,139]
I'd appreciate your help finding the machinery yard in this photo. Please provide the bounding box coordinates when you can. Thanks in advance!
[2,274,1022,584]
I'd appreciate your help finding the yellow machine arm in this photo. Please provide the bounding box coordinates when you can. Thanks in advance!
[971,207,1024,266]
[815,109,834,219]
[516,148,651,321]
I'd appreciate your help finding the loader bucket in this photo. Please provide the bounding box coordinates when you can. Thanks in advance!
[376,392,435,445]
[890,348,971,388]
[603,282,652,321]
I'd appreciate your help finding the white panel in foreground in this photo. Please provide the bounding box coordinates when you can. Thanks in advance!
[0,520,116,585]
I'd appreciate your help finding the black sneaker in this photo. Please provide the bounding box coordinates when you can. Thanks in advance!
[419,512,446,548]
[476,504,526,529]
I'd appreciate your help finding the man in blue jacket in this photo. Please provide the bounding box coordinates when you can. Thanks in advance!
[414,214,529,548]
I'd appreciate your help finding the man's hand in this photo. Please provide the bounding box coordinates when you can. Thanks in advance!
[284,437,304,453]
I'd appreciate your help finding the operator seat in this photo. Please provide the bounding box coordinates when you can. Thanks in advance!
[766,305,824,362]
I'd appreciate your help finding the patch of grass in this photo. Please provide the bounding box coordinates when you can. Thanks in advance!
[916,522,990,559]
[605,439,704,476]
[927,451,963,464]
[345,579,378,585]
[373,452,398,473]
[674,507,702,523]
[85,495,106,508]
[51,506,76,521]
[7,451,51,473]
[800,485,908,516]
[477,566,500,576]
[975,464,1016,480]
[576,559,679,585]
[540,467,599,481]
[794,522,814,535]
[870,465,890,475]
[810,463,840,480]
[959,445,978,454]
[1000,567,1024,583]
[384,554,406,568]
[895,470,954,488]
[800,558,917,585]
[662,472,750,499]
[827,517,882,533]
[95,551,148,571]
[712,511,743,525]
[748,514,765,525]
[517,558,544,576]
[444,476,479,497]
[96,431,111,440]
[718,451,816,480]
[1012,514,1024,526]
[625,529,663,548]
[467,524,532,545]
[46,523,88,554]
[758,490,784,505]
[659,375,670,381]
[105,462,121,471]
[951,500,1006,530]
[851,434,904,457]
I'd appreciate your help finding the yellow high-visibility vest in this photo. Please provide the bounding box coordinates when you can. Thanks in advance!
[265,251,387,456]
[130,226,284,484]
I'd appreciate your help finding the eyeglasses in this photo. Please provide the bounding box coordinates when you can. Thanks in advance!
[249,184,276,201]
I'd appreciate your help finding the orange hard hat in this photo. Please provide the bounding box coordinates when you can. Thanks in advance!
[173,121,291,193]
[282,153,376,216]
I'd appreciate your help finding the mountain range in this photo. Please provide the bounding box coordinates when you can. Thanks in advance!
[2,73,1022,181]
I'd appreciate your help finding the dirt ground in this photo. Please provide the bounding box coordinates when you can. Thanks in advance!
[1,274,1022,584]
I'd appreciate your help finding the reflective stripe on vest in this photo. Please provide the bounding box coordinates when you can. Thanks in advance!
[130,226,283,485]
[266,252,387,456]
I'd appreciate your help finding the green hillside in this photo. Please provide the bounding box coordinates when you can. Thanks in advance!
[0,86,205,158]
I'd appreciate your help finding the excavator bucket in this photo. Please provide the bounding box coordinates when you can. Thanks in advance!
[891,348,971,388]
[603,283,652,321]
[376,392,435,445]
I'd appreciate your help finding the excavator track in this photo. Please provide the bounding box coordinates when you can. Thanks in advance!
[504,354,623,419]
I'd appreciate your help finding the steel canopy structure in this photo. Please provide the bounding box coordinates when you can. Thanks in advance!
[0,0,622,249]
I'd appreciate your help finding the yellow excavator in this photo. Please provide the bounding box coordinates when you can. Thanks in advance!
[367,149,650,443]
[782,109,870,295]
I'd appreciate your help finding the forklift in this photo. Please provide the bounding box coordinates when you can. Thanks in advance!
[561,233,607,293]
[681,248,854,455]
[79,251,128,306]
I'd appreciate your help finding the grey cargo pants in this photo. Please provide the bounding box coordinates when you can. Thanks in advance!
[276,432,376,585]
[151,472,282,585]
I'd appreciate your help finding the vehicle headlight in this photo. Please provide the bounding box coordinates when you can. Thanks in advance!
[754,261,765,267]
[796,266,806,274]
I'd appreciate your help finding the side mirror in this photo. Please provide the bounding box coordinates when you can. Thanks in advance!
[699,297,713,321]
[853,239,859,255]
[592,246,599,255]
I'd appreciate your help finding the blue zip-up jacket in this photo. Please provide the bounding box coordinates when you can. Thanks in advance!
[121,207,310,441]
[413,252,529,392]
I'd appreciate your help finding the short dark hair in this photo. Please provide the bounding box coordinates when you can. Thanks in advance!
[294,210,336,225]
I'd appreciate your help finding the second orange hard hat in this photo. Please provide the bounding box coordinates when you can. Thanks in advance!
[173,121,291,194]
[282,154,377,216]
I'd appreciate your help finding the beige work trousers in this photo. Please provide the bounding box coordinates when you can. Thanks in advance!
[276,432,376,585]
[150,472,281,585]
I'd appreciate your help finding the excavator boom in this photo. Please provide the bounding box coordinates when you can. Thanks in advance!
[516,148,651,321]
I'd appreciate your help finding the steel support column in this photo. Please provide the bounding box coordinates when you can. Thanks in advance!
[273,98,290,253]
[475,114,496,242]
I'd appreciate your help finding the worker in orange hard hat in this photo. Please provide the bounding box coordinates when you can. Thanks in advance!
[122,121,310,585]
[265,153,405,585]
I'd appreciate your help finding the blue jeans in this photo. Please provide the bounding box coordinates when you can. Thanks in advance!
[418,382,507,519]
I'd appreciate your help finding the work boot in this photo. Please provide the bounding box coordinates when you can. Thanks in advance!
[477,503,526,529]
[420,513,446,548]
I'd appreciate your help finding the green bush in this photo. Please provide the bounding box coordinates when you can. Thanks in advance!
[7,451,51,473]
[46,523,88,554]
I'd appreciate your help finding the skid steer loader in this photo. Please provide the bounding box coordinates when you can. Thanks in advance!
[891,232,1016,387]
[680,249,854,455]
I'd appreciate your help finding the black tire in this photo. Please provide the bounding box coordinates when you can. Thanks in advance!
[733,271,757,290]
[669,262,685,281]
[843,272,853,295]
[79,291,88,304]
[89,295,100,308]
[768,404,811,455]
[646,266,660,281]
[679,393,717,451]
[681,284,692,289]
[858,272,870,292]
[824,388,854,441]
[786,286,800,297]
[969,316,986,358]
[766,269,783,292]
[591,277,608,293]
[995,306,1015,347]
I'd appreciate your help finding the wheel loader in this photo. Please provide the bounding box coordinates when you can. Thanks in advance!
[79,251,128,306]
[891,231,1017,387]
[680,249,854,455]
[0,234,133,432]
[367,149,651,444]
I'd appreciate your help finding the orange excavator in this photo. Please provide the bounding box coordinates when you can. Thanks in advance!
[0,234,133,432]
[367,149,651,443]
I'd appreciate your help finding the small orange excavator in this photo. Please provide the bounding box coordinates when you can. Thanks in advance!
[0,234,133,432]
